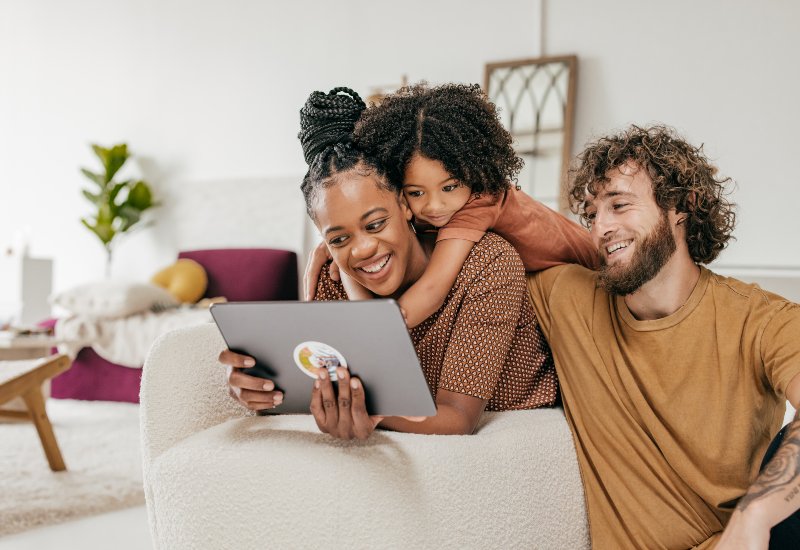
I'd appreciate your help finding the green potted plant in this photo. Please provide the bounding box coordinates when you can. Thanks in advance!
[80,143,156,277]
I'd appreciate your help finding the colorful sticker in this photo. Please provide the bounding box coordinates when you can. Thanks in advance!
[292,341,347,381]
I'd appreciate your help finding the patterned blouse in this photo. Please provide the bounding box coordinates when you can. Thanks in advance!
[315,233,557,411]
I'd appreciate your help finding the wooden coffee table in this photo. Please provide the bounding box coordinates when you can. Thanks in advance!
[0,355,72,471]
[0,333,63,361]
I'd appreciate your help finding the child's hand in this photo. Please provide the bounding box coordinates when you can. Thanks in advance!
[303,242,340,300]
[340,269,372,301]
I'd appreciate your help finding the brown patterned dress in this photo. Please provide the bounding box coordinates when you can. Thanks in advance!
[315,232,557,411]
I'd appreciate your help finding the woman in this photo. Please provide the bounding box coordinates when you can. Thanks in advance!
[221,87,558,439]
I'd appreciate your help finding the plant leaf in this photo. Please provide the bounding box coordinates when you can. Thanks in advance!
[126,180,153,210]
[91,144,109,164]
[90,143,128,183]
[81,217,115,246]
[109,181,129,205]
[117,204,142,232]
[80,168,105,187]
[97,203,114,226]
[81,189,101,204]
[104,143,129,182]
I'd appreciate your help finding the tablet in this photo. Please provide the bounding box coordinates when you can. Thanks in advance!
[210,300,436,417]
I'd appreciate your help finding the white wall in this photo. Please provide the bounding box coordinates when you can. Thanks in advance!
[3,0,798,299]
[0,0,542,292]
[545,0,800,269]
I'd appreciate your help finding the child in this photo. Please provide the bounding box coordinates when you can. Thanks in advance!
[310,83,598,328]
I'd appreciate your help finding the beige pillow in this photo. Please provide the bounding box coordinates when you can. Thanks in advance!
[51,281,179,319]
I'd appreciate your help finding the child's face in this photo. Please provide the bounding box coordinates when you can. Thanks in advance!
[402,154,472,227]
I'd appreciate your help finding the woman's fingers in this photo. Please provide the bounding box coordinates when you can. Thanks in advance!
[316,367,339,433]
[237,389,282,411]
[228,368,274,392]
[218,349,256,369]
[335,368,354,439]
[220,349,283,410]
[350,377,376,440]
[310,377,327,432]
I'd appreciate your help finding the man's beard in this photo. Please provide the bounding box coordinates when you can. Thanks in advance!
[598,212,677,295]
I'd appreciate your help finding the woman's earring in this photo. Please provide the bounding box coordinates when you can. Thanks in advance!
[409,221,417,234]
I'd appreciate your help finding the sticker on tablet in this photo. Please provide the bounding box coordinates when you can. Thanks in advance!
[293,341,347,381]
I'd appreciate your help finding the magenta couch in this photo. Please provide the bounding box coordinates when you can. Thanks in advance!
[49,248,299,403]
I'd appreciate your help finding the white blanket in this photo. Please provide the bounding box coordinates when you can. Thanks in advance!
[55,308,212,368]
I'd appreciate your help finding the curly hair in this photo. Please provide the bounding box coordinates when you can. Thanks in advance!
[569,124,736,265]
[297,87,392,220]
[353,83,523,196]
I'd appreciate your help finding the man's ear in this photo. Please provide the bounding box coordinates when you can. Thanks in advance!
[676,191,697,225]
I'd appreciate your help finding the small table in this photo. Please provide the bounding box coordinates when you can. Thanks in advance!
[0,355,71,471]
[0,334,78,411]
[0,334,62,361]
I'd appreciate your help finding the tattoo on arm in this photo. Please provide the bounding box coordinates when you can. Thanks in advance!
[737,417,800,511]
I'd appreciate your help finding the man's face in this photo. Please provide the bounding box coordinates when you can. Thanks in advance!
[583,165,677,295]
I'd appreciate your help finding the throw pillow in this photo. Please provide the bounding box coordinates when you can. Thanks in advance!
[150,258,208,303]
[51,281,179,319]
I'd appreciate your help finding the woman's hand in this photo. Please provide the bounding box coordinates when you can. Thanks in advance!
[219,349,283,411]
[310,366,382,440]
[303,241,340,300]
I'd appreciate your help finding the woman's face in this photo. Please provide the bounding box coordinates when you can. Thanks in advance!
[312,171,425,297]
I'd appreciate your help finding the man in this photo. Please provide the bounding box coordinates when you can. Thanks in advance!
[526,124,800,548]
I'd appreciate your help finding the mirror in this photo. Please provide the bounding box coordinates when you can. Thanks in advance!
[484,55,577,213]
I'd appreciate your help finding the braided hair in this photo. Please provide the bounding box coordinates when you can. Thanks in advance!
[298,87,392,219]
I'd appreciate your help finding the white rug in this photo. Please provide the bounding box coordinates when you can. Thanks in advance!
[0,399,145,536]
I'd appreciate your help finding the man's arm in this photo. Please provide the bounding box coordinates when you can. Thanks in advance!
[717,373,800,549]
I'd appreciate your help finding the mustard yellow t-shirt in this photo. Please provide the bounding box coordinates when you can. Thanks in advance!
[527,265,800,549]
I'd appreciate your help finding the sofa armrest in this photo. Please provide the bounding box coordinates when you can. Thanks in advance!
[140,323,251,465]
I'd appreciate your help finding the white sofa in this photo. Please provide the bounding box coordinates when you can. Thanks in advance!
[140,323,589,549]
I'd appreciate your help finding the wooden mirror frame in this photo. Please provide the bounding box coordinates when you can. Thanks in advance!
[484,55,578,213]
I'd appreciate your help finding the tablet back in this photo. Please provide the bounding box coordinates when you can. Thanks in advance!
[211,300,436,416]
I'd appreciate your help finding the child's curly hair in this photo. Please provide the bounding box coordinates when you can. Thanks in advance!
[569,124,736,264]
[354,82,522,196]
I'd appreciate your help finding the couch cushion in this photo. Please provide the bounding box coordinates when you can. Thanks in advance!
[178,249,298,302]
[145,409,589,549]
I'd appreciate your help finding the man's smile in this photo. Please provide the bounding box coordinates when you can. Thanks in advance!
[606,239,633,257]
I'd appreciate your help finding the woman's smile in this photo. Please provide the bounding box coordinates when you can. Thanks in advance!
[354,253,393,278]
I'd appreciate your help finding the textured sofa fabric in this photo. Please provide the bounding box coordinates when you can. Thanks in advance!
[141,323,590,549]
[51,248,299,403]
